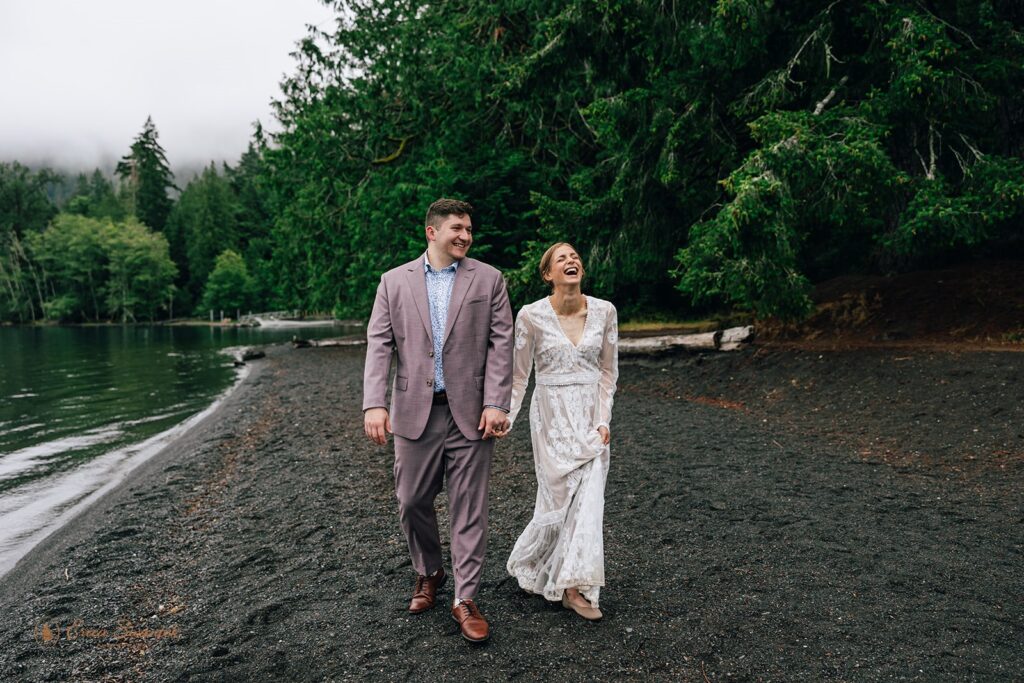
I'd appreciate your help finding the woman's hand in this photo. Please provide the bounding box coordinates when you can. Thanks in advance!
[597,426,610,445]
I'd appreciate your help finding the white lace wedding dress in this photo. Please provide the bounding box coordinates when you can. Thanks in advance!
[506,295,618,607]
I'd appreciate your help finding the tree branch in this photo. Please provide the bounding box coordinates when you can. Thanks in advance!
[372,136,412,164]
[813,75,848,115]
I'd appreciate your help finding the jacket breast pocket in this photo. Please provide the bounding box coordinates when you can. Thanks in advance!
[466,295,488,306]
[395,376,408,391]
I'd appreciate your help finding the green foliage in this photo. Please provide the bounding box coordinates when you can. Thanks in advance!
[26,214,176,323]
[116,116,176,232]
[2,1,1022,324]
[0,162,58,321]
[264,0,1020,320]
[28,214,108,321]
[66,170,126,221]
[885,156,1024,254]
[199,249,255,316]
[224,126,278,310]
[165,163,241,311]
[673,0,1024,318]
[102,218,177,323]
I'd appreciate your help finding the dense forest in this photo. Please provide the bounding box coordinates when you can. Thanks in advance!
[1,0,1022,324]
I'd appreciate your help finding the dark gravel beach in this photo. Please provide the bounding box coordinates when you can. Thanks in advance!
[1,342,1021,681]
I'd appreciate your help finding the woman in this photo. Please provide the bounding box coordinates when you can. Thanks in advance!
[501,242,618,621]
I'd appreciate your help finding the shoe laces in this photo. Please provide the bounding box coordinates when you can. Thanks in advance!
[456,599,480,620]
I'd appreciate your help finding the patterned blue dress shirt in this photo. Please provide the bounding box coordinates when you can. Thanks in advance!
[424,254,458,392]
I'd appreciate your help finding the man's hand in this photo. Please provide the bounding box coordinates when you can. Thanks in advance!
[479,407,510,440]
[364,408,392,445]
[597,426,610,445]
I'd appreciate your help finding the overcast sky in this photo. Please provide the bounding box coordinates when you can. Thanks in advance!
[0,0,337,173]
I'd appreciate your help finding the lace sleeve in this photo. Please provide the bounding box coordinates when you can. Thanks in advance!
[508,307,535,430]
[595,303,618,430]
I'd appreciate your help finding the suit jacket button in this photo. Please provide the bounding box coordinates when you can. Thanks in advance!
[427,379,433,386]
[429,351,434,357]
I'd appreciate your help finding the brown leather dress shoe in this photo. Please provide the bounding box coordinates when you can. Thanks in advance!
[451,599,490,642]
[409,569,447,614]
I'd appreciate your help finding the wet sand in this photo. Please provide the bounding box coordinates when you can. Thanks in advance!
[0,343,1021,681]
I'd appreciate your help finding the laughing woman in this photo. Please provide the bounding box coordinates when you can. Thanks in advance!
[500,242,618,620]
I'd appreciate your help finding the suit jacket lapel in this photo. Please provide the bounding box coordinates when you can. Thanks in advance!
[405,261,433,345]
[443,259,476,346]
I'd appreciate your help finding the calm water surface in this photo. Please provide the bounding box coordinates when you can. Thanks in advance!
[0,323,358,575]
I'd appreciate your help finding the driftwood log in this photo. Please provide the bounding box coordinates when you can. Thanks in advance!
[291,336,366,348]
[719,325,756,351]
[619,326,754,356]
[233,347,266,366]
[292,326,755,356]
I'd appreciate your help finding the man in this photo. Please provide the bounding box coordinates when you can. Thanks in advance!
[362,198,513,643]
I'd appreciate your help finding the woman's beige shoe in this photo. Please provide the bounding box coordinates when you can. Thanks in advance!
[561,592,603,621]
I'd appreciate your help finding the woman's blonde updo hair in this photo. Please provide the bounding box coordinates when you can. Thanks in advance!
[538,242,579,288]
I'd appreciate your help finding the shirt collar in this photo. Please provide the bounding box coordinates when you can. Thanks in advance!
[423,252,459,273]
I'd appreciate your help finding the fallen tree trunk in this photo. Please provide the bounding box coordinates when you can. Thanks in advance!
[233,347,266,366]
[719,325,755,351]
[619,326,754,356]
[291,336,366,348]
[619,331,721,355]
[294,326,755,356]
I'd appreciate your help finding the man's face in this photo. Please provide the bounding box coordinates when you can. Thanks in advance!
[427,213,473,261]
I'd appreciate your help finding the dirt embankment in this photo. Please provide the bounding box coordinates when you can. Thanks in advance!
[760,259,1024,350]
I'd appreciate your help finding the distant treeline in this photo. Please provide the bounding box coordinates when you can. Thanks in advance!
[2,1,1022,324]
[0,118,269,323]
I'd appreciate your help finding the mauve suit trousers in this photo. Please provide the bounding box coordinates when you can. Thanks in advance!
[394,402,494,598]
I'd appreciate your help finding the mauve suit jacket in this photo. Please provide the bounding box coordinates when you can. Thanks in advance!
[362,256,514,441]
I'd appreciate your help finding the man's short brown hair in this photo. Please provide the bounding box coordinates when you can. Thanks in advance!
[426,198,474,228]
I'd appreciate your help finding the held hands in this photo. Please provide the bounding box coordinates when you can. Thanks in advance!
[364,408,392,445]
[597,426,610,445]
[479,407,510,440]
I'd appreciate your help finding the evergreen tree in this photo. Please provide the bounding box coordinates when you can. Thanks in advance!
[66,169,126,221]
[164,163,241,311]
[116,116,176,232]
[260,0,1023,320]
[225,124,276,309]
[0,162,58,321]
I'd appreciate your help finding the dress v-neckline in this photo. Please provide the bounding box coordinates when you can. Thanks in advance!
[547,295,590,349]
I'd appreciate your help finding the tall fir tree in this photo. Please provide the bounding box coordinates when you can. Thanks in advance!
[116,116,176,232]
[225,123,276,309]
[164,163,241,311]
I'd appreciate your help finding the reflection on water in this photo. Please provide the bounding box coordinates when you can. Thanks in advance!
[0,323,361,575]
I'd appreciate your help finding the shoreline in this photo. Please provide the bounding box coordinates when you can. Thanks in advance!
[0,343,1020,680]
[0,353,262,591]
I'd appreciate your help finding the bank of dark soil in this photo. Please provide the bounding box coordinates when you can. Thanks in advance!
[0,344,1021,681]
[763,259,1024,347]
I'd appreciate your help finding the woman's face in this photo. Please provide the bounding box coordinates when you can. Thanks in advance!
[544,244,584,288]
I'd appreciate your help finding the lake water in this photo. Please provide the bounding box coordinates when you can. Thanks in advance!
[0,323,360,576]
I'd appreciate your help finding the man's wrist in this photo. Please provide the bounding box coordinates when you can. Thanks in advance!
[484,404,509,413]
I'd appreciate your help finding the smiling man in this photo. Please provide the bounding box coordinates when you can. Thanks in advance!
[362,198,513,643]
